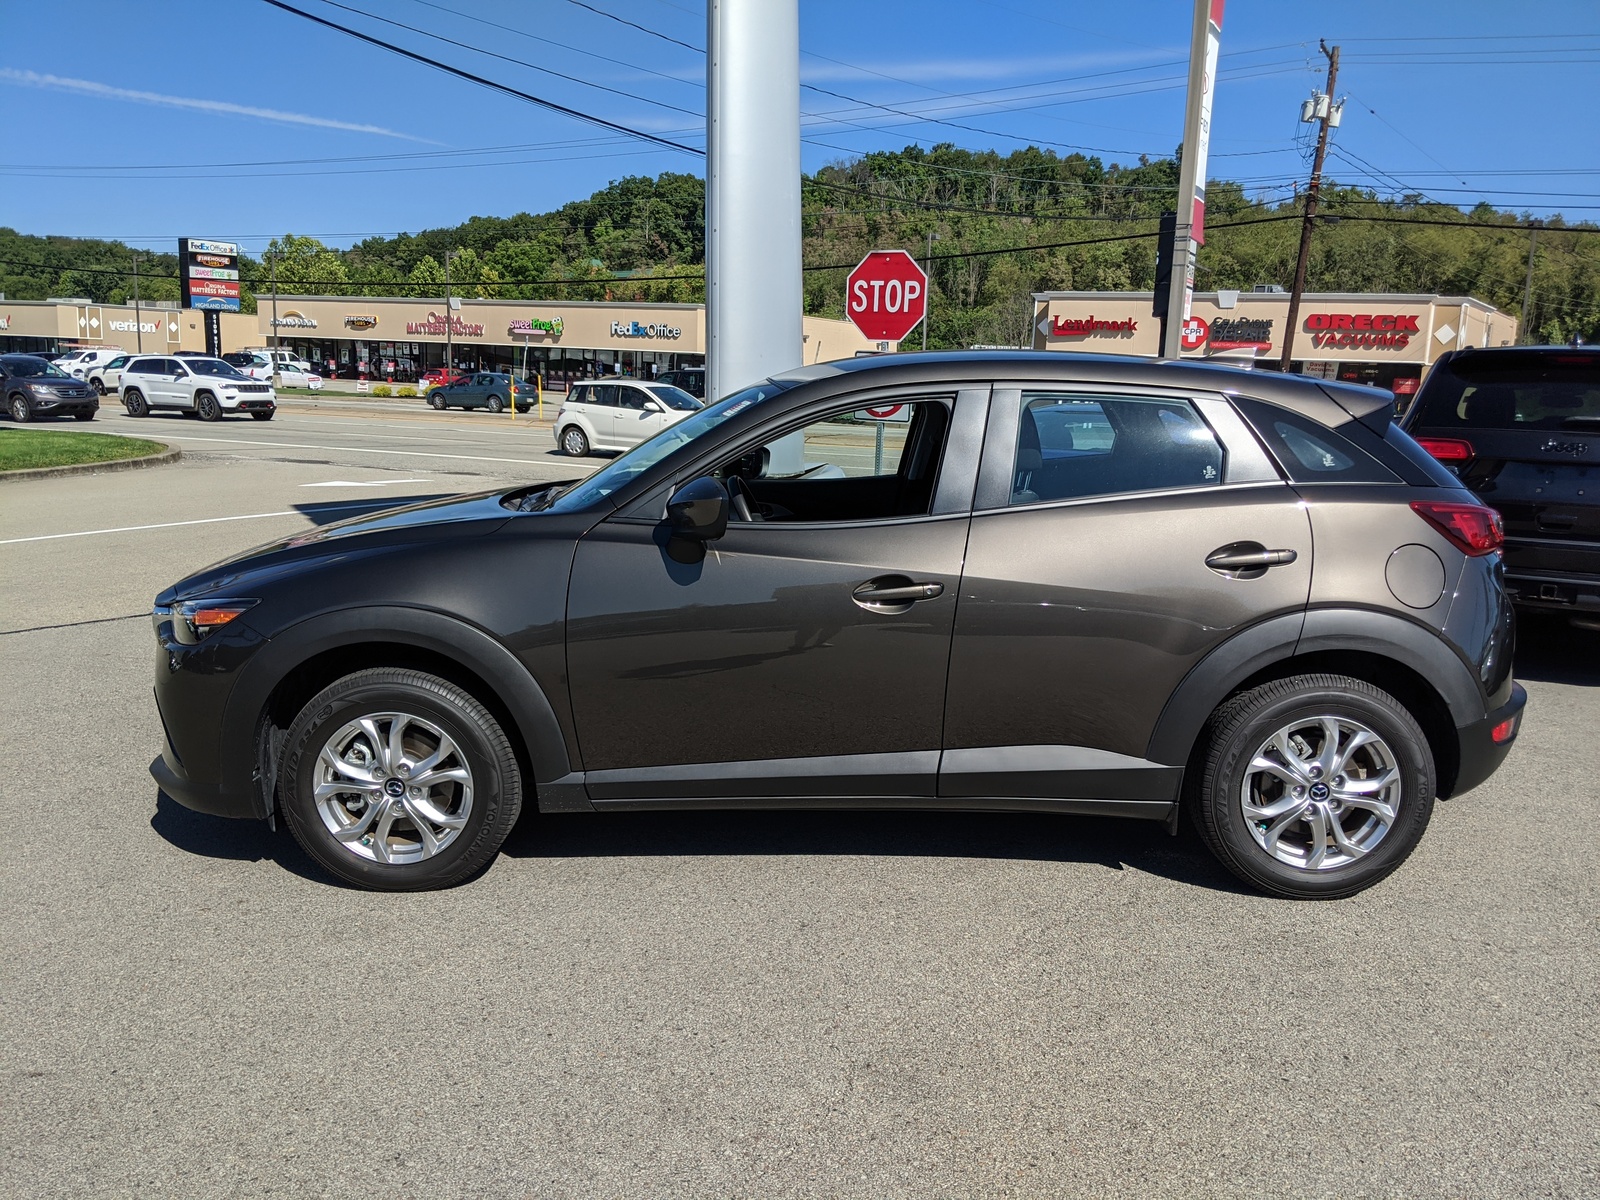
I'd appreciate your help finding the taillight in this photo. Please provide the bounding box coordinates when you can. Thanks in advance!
[1415,437,1474,464]
[1410,500,1504,556]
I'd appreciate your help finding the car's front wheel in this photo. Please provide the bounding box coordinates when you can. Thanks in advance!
[429,392,447,410]
[196,392,222,422]
[91,378,106,395]
[9,393,32,423]
[560,424,589,457]
[278,668,524,891]
[1192,674,1435,900]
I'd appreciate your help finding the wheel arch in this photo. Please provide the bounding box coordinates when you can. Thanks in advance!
[226,606,579,821]
[1147,608,1482,800]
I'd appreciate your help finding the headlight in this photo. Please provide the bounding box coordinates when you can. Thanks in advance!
[168,599,258,645]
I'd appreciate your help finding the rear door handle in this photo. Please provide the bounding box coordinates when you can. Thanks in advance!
[1205,542,1298,575]
[852,578,945,607]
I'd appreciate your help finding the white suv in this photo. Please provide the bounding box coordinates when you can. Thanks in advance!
[119,355,277,421]
[87,354,135,395]
[56,347,125,379]
[553,379,701,457]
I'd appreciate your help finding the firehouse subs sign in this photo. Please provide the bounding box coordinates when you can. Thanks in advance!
[1305,313,1419,350]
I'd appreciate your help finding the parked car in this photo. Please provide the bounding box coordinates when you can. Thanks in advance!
[149,351,1524,897]
[420,367,467,391]
[658,366,705,398]
[0,353,99,421]
[120,354,276,421]
[553,379,702,455]
[243,348,317,375]
[224,351,322,390]
[426,371,524,413]
[54,346,125,379]
[1402,345,1600,628]
[87,354,134,395]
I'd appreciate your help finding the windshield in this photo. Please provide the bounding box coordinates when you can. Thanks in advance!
[1415,353,1600,431]
[7,358,69,378]
[546,380,795,512]
[189,359,249,379]
[646,384,701,411]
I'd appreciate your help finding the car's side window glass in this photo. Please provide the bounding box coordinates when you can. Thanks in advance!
[590,384,619,408]
[1011,392,1224,506]
[617,387,648,411]
[719,400,950,524]
[1233,398,1398,484]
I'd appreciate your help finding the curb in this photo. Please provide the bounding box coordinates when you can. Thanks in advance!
[0,445,181,483]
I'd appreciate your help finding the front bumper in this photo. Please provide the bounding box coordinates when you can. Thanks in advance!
[1450,681,1528,798]
[227,397,277,414]
[31,392,98,414]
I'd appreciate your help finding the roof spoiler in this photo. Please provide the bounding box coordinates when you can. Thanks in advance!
[1318,382,1395,434]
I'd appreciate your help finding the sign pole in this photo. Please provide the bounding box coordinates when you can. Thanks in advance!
[1161,0,1224,359]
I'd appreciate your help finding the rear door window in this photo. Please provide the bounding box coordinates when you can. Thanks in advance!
[1413,352,1600,432]
[589,384,620,408]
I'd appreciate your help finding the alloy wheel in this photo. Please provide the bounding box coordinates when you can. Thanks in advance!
[10,395,30,423]
[312,711,475,865]
[1240,716,1401,871]
[562,426,588,456]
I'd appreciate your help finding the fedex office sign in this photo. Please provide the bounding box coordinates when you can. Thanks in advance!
[1306,313,1419,350]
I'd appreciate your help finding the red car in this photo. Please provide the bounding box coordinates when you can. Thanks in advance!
[419,368,466,391]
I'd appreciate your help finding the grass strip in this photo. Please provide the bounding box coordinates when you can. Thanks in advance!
[0,429,167,472]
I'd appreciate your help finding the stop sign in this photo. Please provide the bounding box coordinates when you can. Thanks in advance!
[846,250,928,343]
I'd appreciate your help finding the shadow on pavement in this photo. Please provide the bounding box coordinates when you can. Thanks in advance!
[501,807,1252,895]
[149,791,346,887]
[1513,612,1600,686]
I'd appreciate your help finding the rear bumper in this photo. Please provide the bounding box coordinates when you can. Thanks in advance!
[1450,681,1528,798]
[1504,569,1600,614]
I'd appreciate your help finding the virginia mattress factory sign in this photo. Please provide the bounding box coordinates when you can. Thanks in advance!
[406,311,486,337]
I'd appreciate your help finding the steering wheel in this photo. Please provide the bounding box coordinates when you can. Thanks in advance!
[727,474,763,523]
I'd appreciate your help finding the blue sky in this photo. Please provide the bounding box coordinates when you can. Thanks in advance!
[3,0,1596,255]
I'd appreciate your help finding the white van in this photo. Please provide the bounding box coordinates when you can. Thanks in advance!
[56,347,126,379]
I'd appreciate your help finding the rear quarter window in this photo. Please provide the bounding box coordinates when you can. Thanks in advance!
[1234,398,1399,484]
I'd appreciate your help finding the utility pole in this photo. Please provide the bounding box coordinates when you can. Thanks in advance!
[132,254,143,353]
[1160,0,1224,359]
[1281,40,1341,373]
[1520,222,1539,344]
[922,230,939,351]
[269,252,280,354]
[444,249,455,373]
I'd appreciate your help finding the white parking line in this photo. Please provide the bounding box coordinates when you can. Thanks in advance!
[152,432,557,466]
[0,500,400,545]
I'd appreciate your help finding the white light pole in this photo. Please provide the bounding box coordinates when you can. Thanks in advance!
[706,0,802,413]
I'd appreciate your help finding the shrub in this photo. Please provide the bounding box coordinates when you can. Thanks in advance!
[397,385,417,398]
[372,385,392,397]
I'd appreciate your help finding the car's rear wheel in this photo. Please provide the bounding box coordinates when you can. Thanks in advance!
[196,392,222,422]
[560,424,589,457]
[487,394,504,413]
[278,669,523,891]
[9,393,32,423]
[123,389,148,417]
[429,392,447,410]
[1192,674,1435,900]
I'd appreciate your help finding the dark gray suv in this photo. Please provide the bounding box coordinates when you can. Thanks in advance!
[149,352,1524,899]
[0,353,99,421]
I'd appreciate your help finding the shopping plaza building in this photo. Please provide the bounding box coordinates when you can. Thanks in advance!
[0,295,885,385]
[1031,290,1518,395]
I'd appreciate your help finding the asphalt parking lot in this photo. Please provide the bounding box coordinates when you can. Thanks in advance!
[3,404,1598,1198]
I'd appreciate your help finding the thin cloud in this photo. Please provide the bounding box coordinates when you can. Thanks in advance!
[0,69,440,143]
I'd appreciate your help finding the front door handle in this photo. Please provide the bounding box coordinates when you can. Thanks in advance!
[852,577,945,609]
[1205,542,1298,577]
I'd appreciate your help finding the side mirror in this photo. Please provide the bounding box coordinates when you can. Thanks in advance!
[643,398,664,414]
[666,476,728,542]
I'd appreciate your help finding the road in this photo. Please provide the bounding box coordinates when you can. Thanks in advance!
[2,405,1597,1198]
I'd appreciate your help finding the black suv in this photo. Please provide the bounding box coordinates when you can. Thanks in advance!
[1403,346,1600,628]
[150,352,1524,899]
[0,354,99,422]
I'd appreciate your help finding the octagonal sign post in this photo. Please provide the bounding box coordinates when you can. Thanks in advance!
[846,250,928,344]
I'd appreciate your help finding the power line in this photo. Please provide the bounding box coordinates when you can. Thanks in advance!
[258,0,704,155]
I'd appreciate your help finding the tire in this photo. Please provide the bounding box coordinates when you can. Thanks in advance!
[123,389,148,418]
[73,410,96,421]
[560,424,590,457]
[196,392,222,422]
[9,393,32,423]
[251,411,274,421]
[91,378,106,395]
[429,392,447,411]
[278,669,524,891]
[487,394,504,414]
[1191,674,1436,900]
